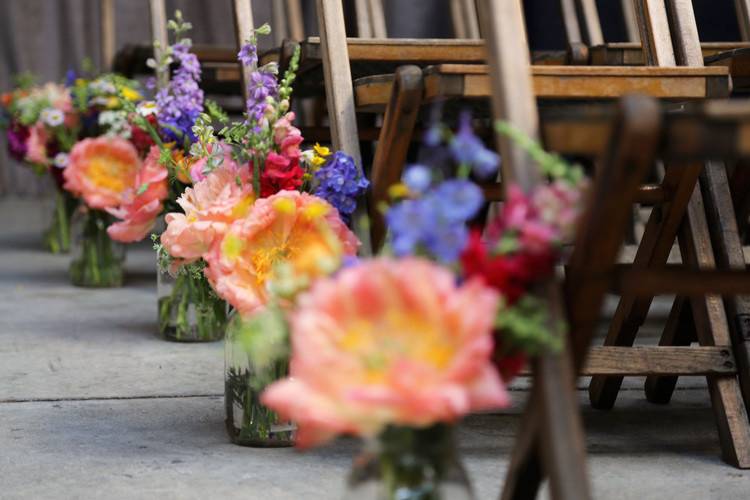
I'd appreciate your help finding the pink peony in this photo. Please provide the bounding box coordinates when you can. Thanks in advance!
[63,137,141,209]
[161,158,253,266]
[261,257,508,448]
[106,146,169,242]
[25,124,49,166]
[204,191,359,315]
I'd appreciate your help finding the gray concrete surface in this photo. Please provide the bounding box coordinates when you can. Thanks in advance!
[1,197,750,499]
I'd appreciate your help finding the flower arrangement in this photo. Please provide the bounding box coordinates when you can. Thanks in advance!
[57,73,169,288]
[149,21,369,441]
[256,113,588,497]
[1,69,148,256]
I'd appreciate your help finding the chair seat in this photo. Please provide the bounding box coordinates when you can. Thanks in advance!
[353,64,731,111]
[590,41,750,65]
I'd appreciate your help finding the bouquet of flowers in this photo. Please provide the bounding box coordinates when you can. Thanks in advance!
[1,75,80,252]
[61,74,167,287]
[120,11,235,342]
[151,20,369,440]
[259,114,589,498]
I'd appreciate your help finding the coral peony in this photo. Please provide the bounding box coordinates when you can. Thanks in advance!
[106,146,169,242]
[63,137,141,209]
[161,158,253,266]
[261,257,508,448]
[204,191,359,315]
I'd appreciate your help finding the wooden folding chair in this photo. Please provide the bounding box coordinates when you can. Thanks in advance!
[589,0,750,444]
[489,3,750,497]
[575,0,750,93]
[112,0,306,101]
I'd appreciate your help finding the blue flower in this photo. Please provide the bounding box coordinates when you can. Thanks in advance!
[433,180,483,222]
[385,178,484,263]
[313,152,369,221]
[65,69,77,87]
[386,198,433,256]
[450,112,500,179]
[424,223,469,263]
[402,164,432,194]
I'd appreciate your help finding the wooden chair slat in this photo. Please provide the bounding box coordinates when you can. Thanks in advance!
[232,0,255,101]
[148,0,169,89]
[100,0,116,71]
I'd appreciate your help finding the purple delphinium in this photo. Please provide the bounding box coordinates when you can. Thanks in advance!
[245,70,278,123]
[313,151,369,221]
[450,112,500,179]
[156,41,204,142]
[238,43,258,68]
[65,69,77,87]
[386,178,484,263]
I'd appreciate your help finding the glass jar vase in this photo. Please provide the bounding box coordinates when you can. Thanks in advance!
[43,188,77,254]
[224,313,295,447]
[157,266,227,342]
[345,425,474,500]
[69,207,126,287]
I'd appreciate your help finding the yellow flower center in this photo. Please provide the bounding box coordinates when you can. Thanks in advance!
[339,309,456,381]
[87,154,136,193]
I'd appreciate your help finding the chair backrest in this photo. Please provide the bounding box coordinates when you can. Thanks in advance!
[100,0,116,71]
[315,0,372,253]
[272,0,306,45]
[354,0,387,38]
[148,0,169,89]
[451,0,481,39]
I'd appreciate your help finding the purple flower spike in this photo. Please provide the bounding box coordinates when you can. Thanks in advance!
[450,111,500,179]
[238,43,258,68]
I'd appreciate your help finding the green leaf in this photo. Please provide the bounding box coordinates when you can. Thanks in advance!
[136,182,150,195]
[495,295,564,356]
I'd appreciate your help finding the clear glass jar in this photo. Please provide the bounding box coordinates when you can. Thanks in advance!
[224,313,295,447]
[345,425,474,500]
[69,207,126,287]
[157,266,227,342]
[43,188,77,254]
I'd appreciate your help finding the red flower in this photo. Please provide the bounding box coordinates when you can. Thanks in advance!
[260,151,304,197]
[130,115,157,157]
[460,230,556,305]
[493,346,527,383]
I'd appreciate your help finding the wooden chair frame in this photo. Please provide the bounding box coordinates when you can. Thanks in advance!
[319,0,750,495]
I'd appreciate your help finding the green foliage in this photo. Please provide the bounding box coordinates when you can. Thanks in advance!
[13,72,36,89]
[495,121,584,184]
[495,295,564,356]
[231,306,290,388]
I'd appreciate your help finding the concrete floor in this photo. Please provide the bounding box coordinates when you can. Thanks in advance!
[1,197,750,499]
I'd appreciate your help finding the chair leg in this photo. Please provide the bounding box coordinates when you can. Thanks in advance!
[644,296,696,404]
[537,348,591,500]
[499,392,544,500]
[701,162,750,417]
[680,183,750,468]
[501,95,660,496]
[500,349,590,500]
[589,163,703,409]
[368,65,424,251]
[730,163,750,241]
